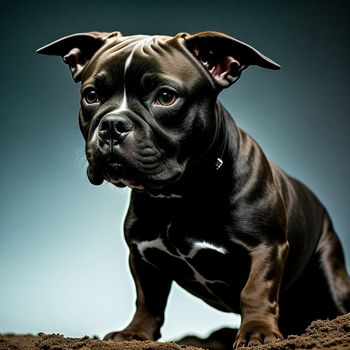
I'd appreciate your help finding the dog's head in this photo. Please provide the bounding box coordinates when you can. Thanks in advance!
[38,31,279,194]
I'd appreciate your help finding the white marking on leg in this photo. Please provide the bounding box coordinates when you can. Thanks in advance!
[134,237,178,269]
[136,237,170,257]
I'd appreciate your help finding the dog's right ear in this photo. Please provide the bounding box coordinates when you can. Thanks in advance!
[37,32,121,82]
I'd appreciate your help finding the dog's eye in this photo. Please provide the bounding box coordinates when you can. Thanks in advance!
[154,90,178,106]
[84,89,100,104]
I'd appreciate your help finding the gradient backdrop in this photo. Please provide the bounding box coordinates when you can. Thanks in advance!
[1,0,349,341]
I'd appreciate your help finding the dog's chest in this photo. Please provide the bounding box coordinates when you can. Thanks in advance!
[131,231,249,312]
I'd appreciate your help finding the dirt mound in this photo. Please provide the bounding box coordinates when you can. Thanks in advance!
[1,313,349,350]
[243,312,350,350]
[0,334,200,350]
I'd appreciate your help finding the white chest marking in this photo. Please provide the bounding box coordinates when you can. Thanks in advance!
[133,237,228,298]
[189,241,227,257]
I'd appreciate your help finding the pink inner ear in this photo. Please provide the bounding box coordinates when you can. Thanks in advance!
[193,47,241,82]
[63,48,88,81]
[214,56,241,79]
[63,48,81,66]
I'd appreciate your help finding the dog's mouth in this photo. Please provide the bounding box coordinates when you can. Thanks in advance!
[103,162,146,190]
[86,153,184,194]
[87,159,144,189]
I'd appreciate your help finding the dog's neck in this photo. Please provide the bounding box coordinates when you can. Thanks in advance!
[158,102,240,197]
[213,102,240,171]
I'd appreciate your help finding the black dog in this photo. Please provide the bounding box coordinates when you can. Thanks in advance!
[38,31,350,348]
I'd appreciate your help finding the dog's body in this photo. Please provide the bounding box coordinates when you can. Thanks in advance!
[38,31,350,348]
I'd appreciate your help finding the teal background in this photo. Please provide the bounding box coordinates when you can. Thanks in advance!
[1,0,349,340]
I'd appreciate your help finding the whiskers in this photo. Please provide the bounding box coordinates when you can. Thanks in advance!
[76,148,87,168]
[75,148,90,181]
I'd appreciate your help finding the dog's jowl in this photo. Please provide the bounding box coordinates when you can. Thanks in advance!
[38,31,350,349]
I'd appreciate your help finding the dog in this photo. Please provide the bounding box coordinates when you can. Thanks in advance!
[37,31,350,348]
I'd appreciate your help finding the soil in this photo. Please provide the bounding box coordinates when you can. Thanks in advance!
[1,313,349,350]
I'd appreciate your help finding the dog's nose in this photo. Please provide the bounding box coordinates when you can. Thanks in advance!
[98,114,133,146]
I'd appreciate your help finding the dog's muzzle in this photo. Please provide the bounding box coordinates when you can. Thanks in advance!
[98,113,134,152]
[85,113,136,187]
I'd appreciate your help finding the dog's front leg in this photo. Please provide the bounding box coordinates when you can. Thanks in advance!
[104,250,172,342]
[234,241,289,348]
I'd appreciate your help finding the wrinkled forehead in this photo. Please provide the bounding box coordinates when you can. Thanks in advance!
[81,34,206,88]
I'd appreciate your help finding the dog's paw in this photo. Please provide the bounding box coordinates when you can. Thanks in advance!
[103,330,150,342]
[233,320,283,348]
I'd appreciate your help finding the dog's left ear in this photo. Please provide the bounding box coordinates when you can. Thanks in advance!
[178,31,280,88]
[37,32,121,82]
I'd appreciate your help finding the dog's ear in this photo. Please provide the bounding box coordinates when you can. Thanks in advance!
[178,31,280,88]
[37,32,121,82]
